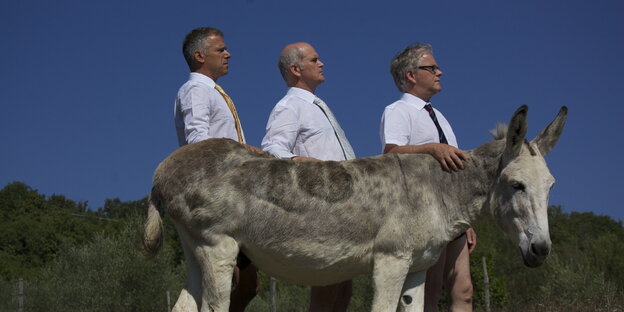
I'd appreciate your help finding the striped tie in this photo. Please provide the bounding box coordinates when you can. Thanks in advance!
[214,84,245,144]
[313,97,356,160]
[424,103,448,144]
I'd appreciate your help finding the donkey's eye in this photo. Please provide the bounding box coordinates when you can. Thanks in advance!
[511,181,526,191]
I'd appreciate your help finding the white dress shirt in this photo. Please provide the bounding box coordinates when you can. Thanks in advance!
[174,72,239,146]
[262,87,347,161]
[380,93,458,149]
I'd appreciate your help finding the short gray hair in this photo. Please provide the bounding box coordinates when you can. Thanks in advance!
[278,45,306,84]
[390,43,433,92]
[182,27,224,70]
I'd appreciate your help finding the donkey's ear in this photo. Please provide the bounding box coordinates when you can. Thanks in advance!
[503,105,529,161]
[532,106,567,156]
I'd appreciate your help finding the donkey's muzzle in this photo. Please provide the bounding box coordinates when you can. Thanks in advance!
[522,240,551,268]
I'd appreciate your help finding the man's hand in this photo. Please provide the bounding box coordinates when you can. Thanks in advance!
[243,144,265,155]
[423,143,467,172]
[466,228,477,254]
[384,143,467,172]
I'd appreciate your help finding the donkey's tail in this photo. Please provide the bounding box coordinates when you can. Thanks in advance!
[142,194,163,257]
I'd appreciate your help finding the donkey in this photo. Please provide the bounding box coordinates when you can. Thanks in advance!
[143,105,567,312]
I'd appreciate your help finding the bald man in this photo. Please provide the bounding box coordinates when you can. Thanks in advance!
[262,42,355,311]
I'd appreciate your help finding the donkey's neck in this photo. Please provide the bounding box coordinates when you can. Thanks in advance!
[400,141,503,239]
[456,147,501,221]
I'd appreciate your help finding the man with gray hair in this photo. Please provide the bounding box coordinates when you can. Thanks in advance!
[262,42,354,311]
[174,26,260,312]
[380,43,476,311]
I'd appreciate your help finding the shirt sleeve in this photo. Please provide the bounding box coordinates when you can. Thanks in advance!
[261,103,300,159]
[380,105,411,147]
[180,85,212,144]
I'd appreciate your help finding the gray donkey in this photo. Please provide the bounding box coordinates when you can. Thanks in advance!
[144,105,567,312]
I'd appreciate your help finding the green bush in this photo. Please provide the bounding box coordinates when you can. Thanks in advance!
[12,224,183,312]
[470,207,624,311]
[246,273,373,311]
[0,278,19,311]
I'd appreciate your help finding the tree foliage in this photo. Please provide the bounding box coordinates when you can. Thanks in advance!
[469,205,624,310]
[0,182,102,279]
[25,225,183,312]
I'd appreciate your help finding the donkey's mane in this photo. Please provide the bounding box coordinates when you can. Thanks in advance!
[490,123,508,140]
[487,122,536,156]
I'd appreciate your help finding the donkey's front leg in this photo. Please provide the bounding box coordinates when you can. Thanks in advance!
[371,252,411,312]
[397,271,426,312]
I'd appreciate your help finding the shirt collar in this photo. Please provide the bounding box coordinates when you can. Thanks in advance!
[287,87,316,103]
[189,72,216,88]
[400,93,429,110]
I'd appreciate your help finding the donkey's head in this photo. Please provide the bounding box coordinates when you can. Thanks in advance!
[489,105,567,267]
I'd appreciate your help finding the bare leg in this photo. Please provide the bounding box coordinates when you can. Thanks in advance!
[444,236,473,312]
[309,280,352,312]
[309,285,338,312]
[424,248,447,312]
[229,264,259,312]
[331,280,352,312]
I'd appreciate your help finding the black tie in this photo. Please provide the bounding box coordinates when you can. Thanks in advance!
[424,103,448,144]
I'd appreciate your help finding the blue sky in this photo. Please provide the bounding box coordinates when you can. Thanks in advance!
[1,0,623,222]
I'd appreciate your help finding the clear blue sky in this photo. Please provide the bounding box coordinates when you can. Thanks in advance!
[1,0,623,222]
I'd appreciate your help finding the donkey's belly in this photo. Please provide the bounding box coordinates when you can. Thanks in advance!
[242,241,373,286]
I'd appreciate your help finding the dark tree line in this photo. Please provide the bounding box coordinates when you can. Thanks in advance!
[468,205,624,310]
[0,181,622,311]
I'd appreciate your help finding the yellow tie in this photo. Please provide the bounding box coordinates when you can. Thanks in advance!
[214,84,244,144]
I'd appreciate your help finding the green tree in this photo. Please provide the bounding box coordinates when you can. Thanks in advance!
[470,206,624,311]
[22,224,183,312]
[0,182,103,279]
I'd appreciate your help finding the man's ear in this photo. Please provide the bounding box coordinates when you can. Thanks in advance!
[289,64,301,78]
[193,50,205,64]
[406,70,417,84]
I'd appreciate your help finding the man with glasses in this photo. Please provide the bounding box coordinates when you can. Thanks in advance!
[380,43,476,311]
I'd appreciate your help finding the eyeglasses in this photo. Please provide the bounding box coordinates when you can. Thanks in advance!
[418,65,441,74]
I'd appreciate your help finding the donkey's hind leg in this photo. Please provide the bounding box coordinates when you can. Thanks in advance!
[195,235,239,312]
[172,223,201,312]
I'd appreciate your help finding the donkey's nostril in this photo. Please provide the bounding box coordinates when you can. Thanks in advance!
[402,295,412,305]
[531,242,550,257]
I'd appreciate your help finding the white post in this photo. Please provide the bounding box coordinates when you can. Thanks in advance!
[482,257,491,312]
[166,290,171,312]
[269,276,276,312]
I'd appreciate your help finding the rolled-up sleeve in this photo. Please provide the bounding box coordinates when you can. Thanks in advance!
[262,104,300,159]
[180,85,211,144]
[380,105,410,147]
